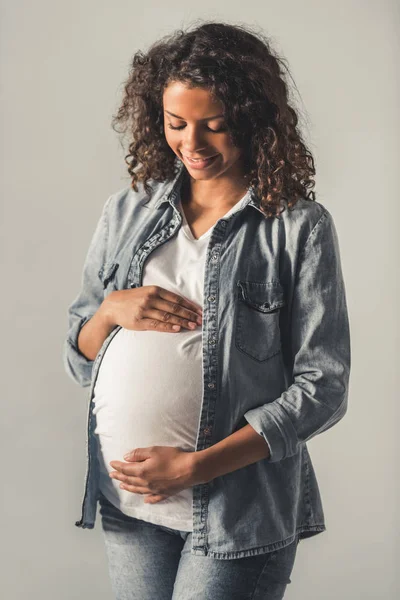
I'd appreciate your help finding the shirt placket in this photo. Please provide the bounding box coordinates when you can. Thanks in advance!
[126,200,229,556]
[190,219,228,556]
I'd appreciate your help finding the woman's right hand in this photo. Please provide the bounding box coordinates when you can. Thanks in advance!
[101,285,203,332]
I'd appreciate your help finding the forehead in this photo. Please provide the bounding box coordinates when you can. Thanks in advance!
[163,81,224,117]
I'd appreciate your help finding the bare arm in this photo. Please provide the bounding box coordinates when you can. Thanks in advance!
[76,296,116,361]
[192,424,271,484]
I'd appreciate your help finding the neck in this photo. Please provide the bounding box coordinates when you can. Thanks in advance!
[181,170,250,212]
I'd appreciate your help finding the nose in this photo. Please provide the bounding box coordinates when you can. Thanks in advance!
[180,125,208,153]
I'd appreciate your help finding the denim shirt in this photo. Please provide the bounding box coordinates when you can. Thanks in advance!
[63,157,351,559]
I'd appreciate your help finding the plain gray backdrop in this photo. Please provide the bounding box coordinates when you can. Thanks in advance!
[1,1,399,598]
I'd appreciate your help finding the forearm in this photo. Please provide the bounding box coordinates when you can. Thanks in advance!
[77,295,116,361]
[192,424,271,484]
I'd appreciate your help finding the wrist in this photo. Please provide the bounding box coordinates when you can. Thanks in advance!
[99,294,116,329]
[190,449,214,485]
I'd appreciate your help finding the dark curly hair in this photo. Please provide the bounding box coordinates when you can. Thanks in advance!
[111,20,316,218]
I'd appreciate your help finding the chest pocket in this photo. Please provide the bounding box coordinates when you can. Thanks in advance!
[235,280,286,362]
[98,261,120,295]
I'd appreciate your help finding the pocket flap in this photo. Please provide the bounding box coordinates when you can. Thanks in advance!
[237,280,285,313]
[98,261,119,289]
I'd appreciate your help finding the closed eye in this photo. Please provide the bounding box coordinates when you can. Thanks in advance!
[167,123,227,133]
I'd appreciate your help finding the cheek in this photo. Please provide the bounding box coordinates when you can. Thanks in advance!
[163,128,172,144]
[165,136,176,152]
[224,146,242,164]
[163,123,176,144]
[165,134,179,152]
[219,136,240,156]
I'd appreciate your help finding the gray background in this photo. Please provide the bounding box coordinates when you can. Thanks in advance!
[1,1,399,598]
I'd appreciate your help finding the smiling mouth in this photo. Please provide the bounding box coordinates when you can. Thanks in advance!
[183,154,218,161]
[181,153,220,168]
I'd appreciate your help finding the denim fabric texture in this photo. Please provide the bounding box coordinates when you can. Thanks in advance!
[63,156,351,559]
[98,489,300,599]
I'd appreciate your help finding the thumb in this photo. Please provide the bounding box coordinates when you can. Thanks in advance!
[124,447,147,461]
[123,448,137,460]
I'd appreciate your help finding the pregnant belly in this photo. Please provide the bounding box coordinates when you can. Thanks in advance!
[92,327,204,454]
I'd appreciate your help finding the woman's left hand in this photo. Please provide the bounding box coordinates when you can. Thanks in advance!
[109,446,198,504]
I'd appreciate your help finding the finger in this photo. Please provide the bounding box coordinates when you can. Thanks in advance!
[144,495,166,504]
[140,308,201,331]
[119,482,152,494]
[109,471,145,486]
[109,463,138,475]
[157,289,203,317]
[157,301,203,325]
[148,294,203,324]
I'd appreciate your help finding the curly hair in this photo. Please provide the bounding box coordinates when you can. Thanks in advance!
[111,20,316,218]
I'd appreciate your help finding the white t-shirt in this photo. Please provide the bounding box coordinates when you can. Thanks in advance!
[92,194,247,531]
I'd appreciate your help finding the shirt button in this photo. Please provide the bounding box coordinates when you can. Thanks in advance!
[207,382,215,389]
[208,295,216,302]
[211,255,218,262]
[220,220,226,227]
[203,426,212,435]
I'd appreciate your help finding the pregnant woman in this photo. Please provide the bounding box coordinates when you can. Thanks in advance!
[63,21,351,600]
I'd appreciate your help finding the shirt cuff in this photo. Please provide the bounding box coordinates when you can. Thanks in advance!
[244,402,298,463]
[63,315,94,387]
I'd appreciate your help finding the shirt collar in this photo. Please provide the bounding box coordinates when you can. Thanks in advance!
[153,156,265,216]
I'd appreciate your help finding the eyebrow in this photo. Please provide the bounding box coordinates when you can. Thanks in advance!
[164,110,224,121]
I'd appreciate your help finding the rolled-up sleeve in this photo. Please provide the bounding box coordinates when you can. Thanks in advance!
[63,194,113,387]
[244,209,351,462]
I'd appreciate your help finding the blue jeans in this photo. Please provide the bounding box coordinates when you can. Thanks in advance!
[98,490,300,599]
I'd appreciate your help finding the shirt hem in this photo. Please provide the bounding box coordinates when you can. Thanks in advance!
[194,524,326,559]
[99,487,193,532]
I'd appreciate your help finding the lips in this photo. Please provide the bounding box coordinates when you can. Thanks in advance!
[184,154,217,161]
[181,153,220,169]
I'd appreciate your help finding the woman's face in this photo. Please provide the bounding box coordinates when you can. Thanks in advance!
[163,81,245,181]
